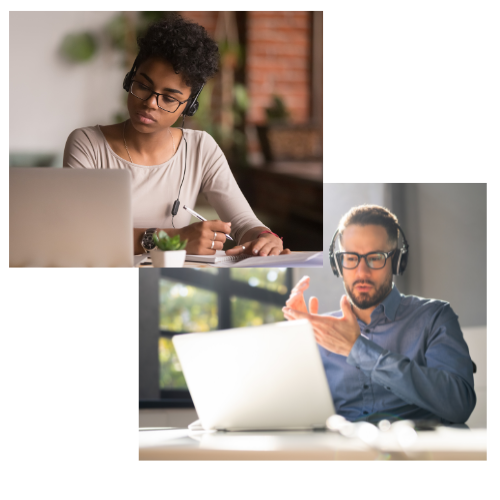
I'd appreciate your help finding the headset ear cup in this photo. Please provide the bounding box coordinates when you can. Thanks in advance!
[181,99,191,116]
[391,249,401,275]
[184,100,199,117]
[329,252,338,277]
[398,250,408,275]
[334,252,343,277]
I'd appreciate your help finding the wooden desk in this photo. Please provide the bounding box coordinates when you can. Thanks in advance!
[139,427,487,461]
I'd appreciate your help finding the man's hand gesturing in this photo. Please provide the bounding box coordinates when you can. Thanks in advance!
[284,276,319,315]
[282,294,361,357]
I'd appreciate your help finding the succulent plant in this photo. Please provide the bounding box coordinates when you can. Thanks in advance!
[152,230,188,251]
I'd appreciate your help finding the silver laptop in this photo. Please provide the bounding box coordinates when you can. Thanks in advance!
[173,319,335,431]
[9,168,134,267]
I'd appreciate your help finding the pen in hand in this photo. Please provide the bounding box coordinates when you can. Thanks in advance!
[183,205,234,241]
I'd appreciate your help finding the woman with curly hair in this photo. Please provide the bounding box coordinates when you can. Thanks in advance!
[63,14,289,257]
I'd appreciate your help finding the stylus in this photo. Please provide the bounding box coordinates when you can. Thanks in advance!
[183,205,234,241]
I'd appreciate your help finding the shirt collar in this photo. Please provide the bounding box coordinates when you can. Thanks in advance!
[376,285,402,322]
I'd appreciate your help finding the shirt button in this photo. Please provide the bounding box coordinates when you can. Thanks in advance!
[363,411,368,415]
[385,386,391,390]
[365,329,370,333]
[356,365,360,370]
[363,384,369,389]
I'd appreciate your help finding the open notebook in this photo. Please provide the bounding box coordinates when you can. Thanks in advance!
[185,250,251,264]
[185,250,323,268]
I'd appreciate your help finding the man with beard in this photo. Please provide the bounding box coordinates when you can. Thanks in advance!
[282,205,476,425]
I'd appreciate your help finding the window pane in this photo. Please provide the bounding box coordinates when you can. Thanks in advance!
[230,268,288,294]
[159,337,188,390]
[230,296,284,328]
[192,267,218,275]
[159,279,218,332]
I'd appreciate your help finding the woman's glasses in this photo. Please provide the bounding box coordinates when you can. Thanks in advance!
[130,80,189,113]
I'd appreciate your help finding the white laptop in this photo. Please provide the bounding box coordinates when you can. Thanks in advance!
[9,168,134,267]
[173,319,335,431]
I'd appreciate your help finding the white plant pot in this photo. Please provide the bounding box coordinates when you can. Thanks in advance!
[150,249,186,268]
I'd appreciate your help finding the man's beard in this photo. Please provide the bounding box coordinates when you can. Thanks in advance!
[345,274,393,310]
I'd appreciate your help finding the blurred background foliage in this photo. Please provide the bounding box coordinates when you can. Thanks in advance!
[159,337,187,389]
[159,279,218,333]
[158,268,288,390]
[230,268,288,294]
[230,297,284,328]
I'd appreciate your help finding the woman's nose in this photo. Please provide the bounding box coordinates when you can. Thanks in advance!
[145,93,159,108]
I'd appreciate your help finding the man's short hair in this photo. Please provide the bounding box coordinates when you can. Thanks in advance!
[338,205,399,248]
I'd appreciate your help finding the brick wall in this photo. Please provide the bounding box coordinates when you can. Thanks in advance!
[180,11,312,125]
[179,12,313,160]
[246,11,311,125]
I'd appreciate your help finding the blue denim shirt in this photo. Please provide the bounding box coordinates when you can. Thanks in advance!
[320,286,476,424]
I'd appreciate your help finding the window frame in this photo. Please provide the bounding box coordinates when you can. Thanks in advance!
[139,267,292,409]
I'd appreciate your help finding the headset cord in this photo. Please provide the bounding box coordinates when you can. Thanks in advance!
[171,128,188,229]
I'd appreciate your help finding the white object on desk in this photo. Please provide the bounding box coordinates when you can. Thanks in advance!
[150,249,186,268]
[185,250,251,264]
[172,319,334,431]
[214,251,323,268]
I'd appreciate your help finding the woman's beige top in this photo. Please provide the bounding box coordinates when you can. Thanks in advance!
[63,126,266,243]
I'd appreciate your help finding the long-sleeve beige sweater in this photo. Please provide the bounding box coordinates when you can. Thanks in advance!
[63,126,266,243]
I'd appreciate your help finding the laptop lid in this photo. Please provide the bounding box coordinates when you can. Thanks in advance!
[9,168,133,267]
[173,319,335,431]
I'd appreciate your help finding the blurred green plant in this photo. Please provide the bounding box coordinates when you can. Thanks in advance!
[159,337,187,389]
[189,79,250,167]
[104,11,167,53]
[60,32,98,62]
[230,268,288,294]
[59,12,171,122]
[231,296,284,328]
[153,230,187,251]
[265,95,290,124]
[159,279,218,332]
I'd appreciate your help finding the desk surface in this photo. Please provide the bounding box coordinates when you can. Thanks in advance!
[139,427,487,461]
[137,251,322,268]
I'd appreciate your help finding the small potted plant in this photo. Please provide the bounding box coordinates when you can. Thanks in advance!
[150,230,188,268]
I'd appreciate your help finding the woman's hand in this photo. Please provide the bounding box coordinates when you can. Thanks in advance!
[226,231,291,257]
[177,220,231,255]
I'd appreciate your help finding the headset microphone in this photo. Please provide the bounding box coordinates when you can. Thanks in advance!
[171,83,204,222]
[123,57,205,225]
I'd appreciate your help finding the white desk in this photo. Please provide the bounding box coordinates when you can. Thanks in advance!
[137,251,322,268]
[139,427,487,461]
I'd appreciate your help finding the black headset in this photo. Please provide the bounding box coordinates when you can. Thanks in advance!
[123,54,204,223]
[329,223,409,277]
[123,55,204,117]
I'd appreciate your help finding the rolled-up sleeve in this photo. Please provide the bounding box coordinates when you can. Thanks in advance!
[346,305,476,424]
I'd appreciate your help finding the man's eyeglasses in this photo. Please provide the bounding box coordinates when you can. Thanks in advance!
[338,250,396,270]
[130,80,189,112]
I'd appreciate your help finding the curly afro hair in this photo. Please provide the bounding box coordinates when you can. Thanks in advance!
[134,14,219,96]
